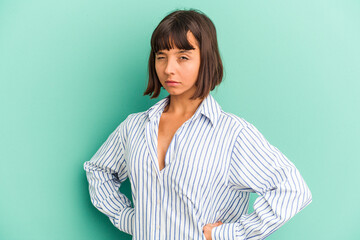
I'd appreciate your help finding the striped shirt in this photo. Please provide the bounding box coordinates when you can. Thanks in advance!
[83,93,312,240]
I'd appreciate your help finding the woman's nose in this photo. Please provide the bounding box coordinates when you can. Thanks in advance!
[164,57,176,75]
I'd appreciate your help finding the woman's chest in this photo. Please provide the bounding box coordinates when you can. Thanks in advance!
[157,114,189,172]
[125,119,236,200]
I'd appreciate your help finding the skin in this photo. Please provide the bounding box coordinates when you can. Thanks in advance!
[155,30,224,239]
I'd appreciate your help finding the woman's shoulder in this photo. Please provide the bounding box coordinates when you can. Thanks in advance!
[123,111,149,125]
[219,110,253,130]
[113,111,148,137]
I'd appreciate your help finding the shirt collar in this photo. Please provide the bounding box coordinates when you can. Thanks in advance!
[146,93,222,127]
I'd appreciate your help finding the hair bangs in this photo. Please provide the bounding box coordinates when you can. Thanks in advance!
[152,26,196,53]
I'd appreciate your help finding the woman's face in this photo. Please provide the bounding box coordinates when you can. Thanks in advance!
[155,31,201,98]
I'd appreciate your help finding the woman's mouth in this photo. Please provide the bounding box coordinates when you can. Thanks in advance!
[165,81,180,86]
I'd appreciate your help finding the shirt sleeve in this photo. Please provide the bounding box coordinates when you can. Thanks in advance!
[83,115,134,235]
[212,123,312,240]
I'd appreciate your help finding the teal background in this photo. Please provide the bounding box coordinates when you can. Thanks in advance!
[1,0,359,239]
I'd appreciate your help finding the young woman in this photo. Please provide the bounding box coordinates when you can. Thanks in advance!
[83,9,312,240]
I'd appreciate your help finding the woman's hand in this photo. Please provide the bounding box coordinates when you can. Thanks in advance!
[203,221,223,240]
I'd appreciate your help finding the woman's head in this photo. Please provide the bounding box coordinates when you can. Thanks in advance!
[144,9,223,100]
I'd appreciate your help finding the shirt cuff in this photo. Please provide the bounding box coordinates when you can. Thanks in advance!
[211,222,236,240]
[115,207,135,235]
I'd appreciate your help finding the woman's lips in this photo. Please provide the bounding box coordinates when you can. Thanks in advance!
[165,81,180,86]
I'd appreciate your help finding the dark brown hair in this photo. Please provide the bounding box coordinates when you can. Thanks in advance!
[143,8,223,100]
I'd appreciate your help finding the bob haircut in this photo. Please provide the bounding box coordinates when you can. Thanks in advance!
[144,9,223,100]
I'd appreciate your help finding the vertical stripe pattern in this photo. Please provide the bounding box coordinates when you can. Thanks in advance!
[83,93,312,240]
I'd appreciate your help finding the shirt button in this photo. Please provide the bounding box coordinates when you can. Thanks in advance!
[157,225,160,229]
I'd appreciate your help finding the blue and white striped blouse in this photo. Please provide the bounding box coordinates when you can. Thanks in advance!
[83,93,312,240]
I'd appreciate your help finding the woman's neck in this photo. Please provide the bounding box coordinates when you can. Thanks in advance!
[164,94,204,117]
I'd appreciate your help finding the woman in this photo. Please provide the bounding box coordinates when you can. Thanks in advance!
[83,9,312,240]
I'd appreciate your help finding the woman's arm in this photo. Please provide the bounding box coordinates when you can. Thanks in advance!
[212,123,312,240]
[83,115,134,235]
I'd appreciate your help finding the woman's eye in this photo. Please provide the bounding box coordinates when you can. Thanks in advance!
[156,57,164,60]
[180,56,189,60]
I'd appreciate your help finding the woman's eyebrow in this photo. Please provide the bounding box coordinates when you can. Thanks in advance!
[156,49,194,55]
[178,50,193,53]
